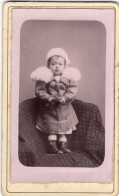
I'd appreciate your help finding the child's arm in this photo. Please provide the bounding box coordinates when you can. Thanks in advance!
[61,80,78,103]
[35,80,54,102]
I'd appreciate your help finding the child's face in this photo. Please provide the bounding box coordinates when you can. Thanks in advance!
[48,56,66,76]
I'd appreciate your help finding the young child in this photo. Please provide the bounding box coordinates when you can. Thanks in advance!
[31,48,81,154]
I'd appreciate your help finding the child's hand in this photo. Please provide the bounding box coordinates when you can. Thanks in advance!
[49,97,56,102]
[58,97,66,104]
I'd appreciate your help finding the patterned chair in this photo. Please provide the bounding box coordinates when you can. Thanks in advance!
[19,98,105,167]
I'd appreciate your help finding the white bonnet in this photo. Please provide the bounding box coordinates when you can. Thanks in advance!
[46,48,70,65]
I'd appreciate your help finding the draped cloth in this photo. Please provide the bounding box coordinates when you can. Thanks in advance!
[19,98,105,167]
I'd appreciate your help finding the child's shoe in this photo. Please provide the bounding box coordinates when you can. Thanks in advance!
[48,141,63,154]
[59,142,71,154]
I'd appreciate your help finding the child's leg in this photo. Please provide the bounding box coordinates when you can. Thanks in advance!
[48,134,57,141]
[58,134,71,153]
[47,134,63,154]
[58,134,67,142]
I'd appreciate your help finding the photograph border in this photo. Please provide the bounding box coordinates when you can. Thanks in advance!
[2,1,119,196]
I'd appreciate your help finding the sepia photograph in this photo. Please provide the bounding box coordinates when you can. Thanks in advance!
[2,2,119,196]
[19,20,105,168]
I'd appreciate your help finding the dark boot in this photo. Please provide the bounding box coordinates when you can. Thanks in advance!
[48,141,63,154]
[59,142,71,154]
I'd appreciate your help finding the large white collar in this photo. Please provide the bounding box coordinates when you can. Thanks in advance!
[31,66,81,83]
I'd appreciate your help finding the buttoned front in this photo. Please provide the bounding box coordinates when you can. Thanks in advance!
[30,66,81,134]
[35,76,79,134]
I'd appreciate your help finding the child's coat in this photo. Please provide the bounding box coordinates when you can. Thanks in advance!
[31,66,81,134]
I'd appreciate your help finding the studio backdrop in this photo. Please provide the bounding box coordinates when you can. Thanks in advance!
[20,20,106,126]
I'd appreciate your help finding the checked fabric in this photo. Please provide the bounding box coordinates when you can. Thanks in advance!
[19,98,105,167]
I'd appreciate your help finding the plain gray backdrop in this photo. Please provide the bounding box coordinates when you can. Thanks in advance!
[20,20,106,125]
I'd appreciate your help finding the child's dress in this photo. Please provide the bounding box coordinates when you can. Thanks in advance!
[31,66,81,134]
